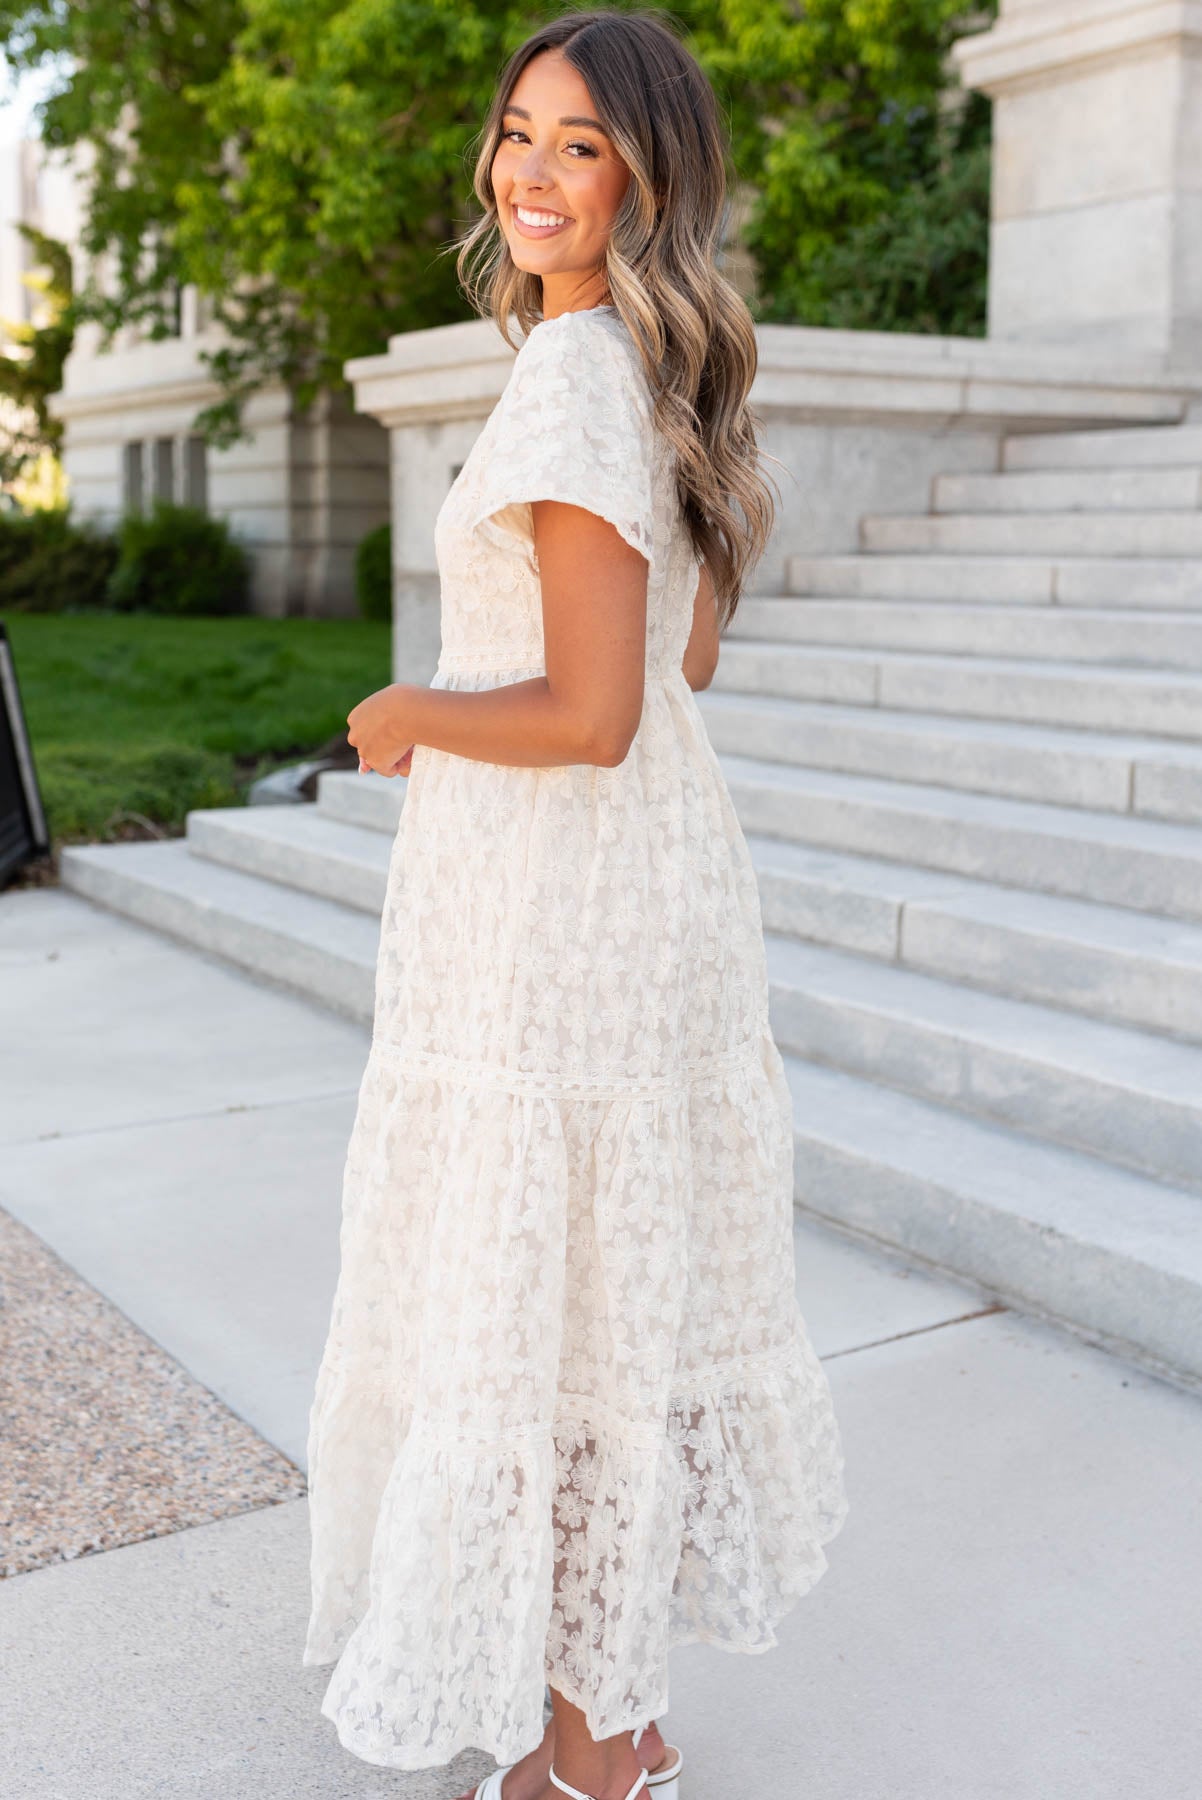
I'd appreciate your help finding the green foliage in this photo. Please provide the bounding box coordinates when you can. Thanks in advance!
[107,500,251,617]
[798,124,992,335]
[0,0,525,445]
[0,0,998,433]
[0,0,246,349]
[175,0,514,444]
[0,226,76,482]
[355,521,393,623]
[687,0,996,332]
[0,507,119,612]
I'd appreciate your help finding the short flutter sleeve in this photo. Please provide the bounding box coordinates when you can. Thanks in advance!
[468,313,657,568]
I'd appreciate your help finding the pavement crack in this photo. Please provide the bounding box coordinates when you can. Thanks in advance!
[3,1086,364,1149]
[824,1302,1008,1359]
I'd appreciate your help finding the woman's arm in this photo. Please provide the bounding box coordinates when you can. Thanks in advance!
[681,561,720,691]
[347,498,648,775]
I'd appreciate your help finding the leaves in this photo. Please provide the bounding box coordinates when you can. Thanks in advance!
[0,0,996,449]
[685,0,996,331]
[0,225,75,482]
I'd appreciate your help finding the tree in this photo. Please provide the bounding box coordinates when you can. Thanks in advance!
[174,0,523,443]
[688,0,995,333]
[0,225,74,486]
[0,0,996,454]
[0,0,532,446]
[0,0,245,345]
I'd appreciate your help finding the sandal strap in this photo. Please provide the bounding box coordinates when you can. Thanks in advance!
[549,1763,649,1800]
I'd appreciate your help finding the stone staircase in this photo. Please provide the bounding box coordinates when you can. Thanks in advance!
[61,418,1202,1388]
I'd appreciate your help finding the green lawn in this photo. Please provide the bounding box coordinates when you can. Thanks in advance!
[3,610,392,849]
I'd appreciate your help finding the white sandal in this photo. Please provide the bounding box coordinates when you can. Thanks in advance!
[633,1723,684,1795]
[549,1765,649,1800]
[474,1721,682,1800]
[471,1767,516,1800]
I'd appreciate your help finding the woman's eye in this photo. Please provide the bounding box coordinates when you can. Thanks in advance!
[500,129,597,158]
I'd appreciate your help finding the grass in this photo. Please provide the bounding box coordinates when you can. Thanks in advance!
[3,610,392,855]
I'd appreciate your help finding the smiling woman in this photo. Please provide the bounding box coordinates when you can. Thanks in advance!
[306,15,849,1800]
[493,63,633,287]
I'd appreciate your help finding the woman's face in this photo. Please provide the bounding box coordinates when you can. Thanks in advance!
[492,49,632,311]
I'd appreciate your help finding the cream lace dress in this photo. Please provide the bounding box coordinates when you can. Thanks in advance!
[302,303,849,1771]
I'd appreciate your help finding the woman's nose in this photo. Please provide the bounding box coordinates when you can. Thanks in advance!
[515,145,552,183]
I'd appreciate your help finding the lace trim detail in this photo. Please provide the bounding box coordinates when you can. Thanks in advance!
[366,1034,769,1098]
[435,651,683,680]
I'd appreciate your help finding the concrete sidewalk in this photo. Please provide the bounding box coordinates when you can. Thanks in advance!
[1,886,1199,1800]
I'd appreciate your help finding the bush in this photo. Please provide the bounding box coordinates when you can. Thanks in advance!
[107,499,250,617]
[703,0,997,336]
[0,508,119,612]
[355,521,392,623]
[798,135,993,338]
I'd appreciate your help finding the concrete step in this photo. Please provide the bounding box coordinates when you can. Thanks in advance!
[711,640,1202,742]
[696,689,1202,821]
[59,839,376,1023]
[316,766,406,833]
[767,933,1202,1191]
[784,1054,1202,1385]
[1002,424,1202,472]
[317,767,405,833]
[729,597,1202,670]
[932,467,1202,513]
[79,788,1202,1048]
[749,833,1202,1043]
[861,511,1202,557]
[785,552,1202,608]
[186,802,394,913]
[720,752,1202,922]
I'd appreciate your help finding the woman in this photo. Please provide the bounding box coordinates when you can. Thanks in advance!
[303,12,849,1800]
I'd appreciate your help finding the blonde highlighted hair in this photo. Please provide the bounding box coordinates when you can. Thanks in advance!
[447,7,778,628]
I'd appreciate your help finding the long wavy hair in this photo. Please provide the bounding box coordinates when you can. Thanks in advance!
[447,7,778,628]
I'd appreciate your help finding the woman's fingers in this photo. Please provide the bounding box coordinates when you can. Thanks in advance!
[355,745,415,777]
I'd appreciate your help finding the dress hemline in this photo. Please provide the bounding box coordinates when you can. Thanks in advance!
[305,1501,848,1774]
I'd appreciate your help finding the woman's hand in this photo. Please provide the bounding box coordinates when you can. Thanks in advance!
[348,683,418,779]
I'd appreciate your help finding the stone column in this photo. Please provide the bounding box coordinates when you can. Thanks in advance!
[345,317,525,686]
[952,0,1202,364]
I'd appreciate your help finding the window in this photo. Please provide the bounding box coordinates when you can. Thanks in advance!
[183,436,208,509]
[151,437,175,502]
[122,442,144,514]
[124,436,210,515]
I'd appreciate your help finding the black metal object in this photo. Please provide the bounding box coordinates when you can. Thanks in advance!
[0,620,50,885]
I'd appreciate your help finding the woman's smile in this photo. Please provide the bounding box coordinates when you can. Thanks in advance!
[511,201,574,239]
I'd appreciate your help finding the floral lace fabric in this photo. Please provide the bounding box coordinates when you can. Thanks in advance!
[303,305,849,1770]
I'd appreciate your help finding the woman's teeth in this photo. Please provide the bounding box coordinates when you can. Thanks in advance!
[514,205,571,234]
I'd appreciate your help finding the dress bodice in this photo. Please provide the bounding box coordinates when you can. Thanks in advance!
[432,307,700,681]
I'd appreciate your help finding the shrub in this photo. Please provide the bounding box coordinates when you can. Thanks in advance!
[355,521,392,623]
[701,0,996,335]
[107,499,250,617]
[0,508,119,612]
[797,135,993,338]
